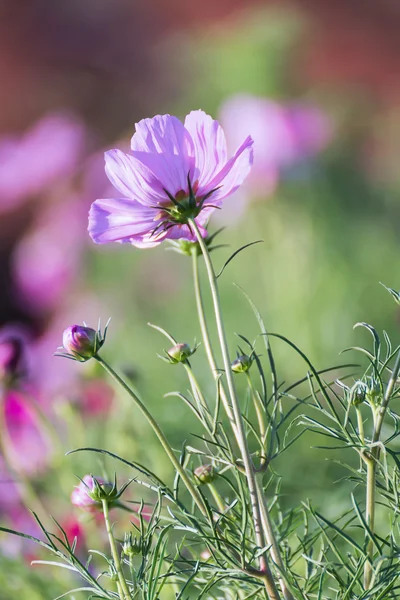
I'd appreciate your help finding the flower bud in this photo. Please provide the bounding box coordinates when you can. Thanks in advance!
[366,376,383,406]
[350,381,367,406]
[123,532,141,556]
[62,325,100,361]
[194,464,216,485]
[71,475,109,511]
[167,342,193,364]
[231,354,252,374]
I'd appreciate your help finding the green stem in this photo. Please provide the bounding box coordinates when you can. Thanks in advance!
[356,407,365,445]
[364,348,400,589]
[102,499,131,600]
[95,356,207,516]
[256,477,294,600]
[183,363,212,428]
[189,219,280,600]
[209,483,226,514]
[246,373,267,467]
[191,247,237,432]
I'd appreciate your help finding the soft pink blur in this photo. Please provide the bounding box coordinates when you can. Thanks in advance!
[220,93,332,198]
[2,390,51,475]
[0,113,86,214]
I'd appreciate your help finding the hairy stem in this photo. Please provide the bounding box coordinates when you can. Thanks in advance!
[102,499,131,600]
[189,219,280,600]
[364,348,400,589]
[95,356,207,516]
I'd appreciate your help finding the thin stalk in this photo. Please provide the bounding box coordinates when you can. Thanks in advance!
[183,363,212,428]
[189,219,280,600]
[256,477,293,600]
[191,247,237,432]
[102,499,131,600]
[246,373,267,467]
[364,348,400,589]
[356,407,365,445]
[209,482,226,514]
[95,355,207,516]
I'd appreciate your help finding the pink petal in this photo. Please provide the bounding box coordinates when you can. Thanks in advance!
[104,149,166,206]
[184,110,227,188]
[201,136,254,203]
[88,198,157,244]
[131,115,194,193]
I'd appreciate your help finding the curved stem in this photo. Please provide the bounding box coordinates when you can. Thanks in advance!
[189,219,280,600]
[102,499,131,600]
[95,356,207,516]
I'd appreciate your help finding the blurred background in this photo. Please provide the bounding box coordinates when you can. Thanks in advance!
[0,0,400,597]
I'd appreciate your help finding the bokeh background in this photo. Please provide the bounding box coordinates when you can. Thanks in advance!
[1,0,400,597]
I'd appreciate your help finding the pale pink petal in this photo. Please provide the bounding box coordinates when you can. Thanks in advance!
[105,150,166,206]
[131,114,193,192]
[164,222,208,242]
[184,110,227,187]
[200,136,254,203]
[89,198,157,244]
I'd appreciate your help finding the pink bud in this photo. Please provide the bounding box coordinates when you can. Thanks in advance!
[71,475,107,512]
[62,325,98,361]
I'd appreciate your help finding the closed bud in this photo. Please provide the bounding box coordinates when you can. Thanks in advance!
[123,532,141,556]
[231,354,252,374]
[62,325,100,361]
[167,342,194,364]
[194,464,216,485]
[350,381,367,406]
[366,376,383,406]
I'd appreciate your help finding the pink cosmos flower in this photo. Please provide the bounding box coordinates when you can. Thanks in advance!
[220,94,332,199]
[88,110,253,247]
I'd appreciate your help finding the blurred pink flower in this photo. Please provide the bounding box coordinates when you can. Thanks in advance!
[2,390,51,475]
[0,113,86,213]
[81,379,114,417]
[0,324,31,383]
[88,110,253,247]
[0,505,41,560]
[11,194,88,314]
[219,94,332,199]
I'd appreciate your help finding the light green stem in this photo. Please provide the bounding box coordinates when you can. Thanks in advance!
[364,349,400,589]
[191,247,237,432]
[256,477,294,600]
[189,219,280,600]
[102,499,131,600]
[356,407,365,445]
[209,483,226,513]
[95,356,207,516]
[246,373,267,466]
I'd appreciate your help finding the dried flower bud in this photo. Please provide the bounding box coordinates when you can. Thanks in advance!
[231,354,252,374]
[194,464,216,485]
[123,532,141,556]
[167,342,194,364]
[350,381,368,406]
[62,325,100,361]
